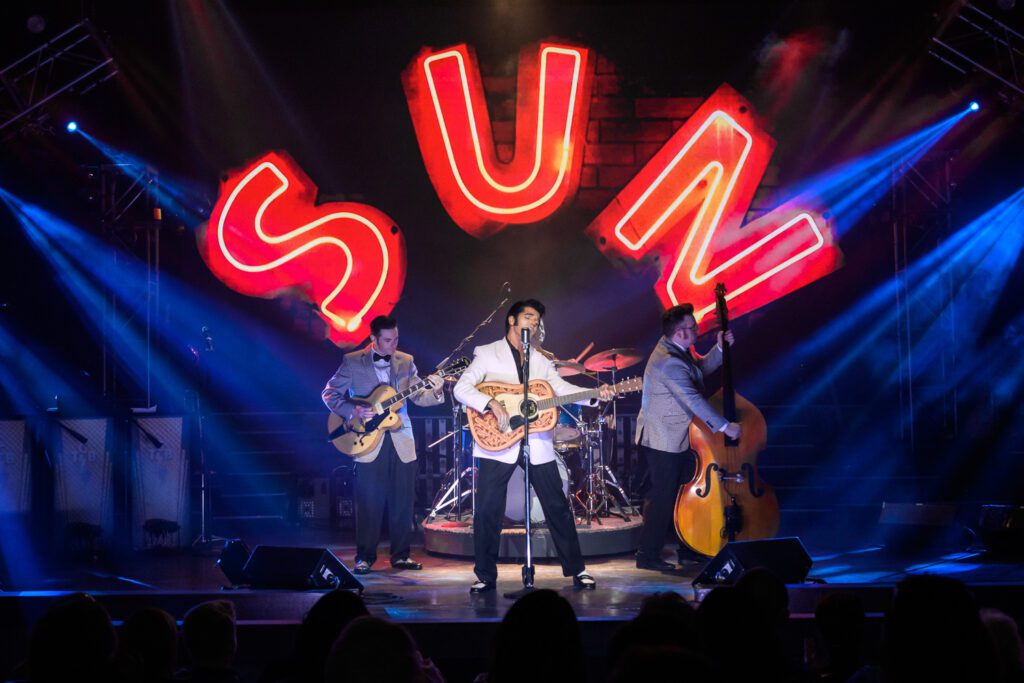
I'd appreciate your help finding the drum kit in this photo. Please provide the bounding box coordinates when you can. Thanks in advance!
[427,345,644,527]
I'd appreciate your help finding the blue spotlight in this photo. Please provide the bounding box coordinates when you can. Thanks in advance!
[66,121,78,133]
[969,101,980,112]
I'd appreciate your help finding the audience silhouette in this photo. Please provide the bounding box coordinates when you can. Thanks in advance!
[177,600,241,682]
[10,570,1023,683]
[27,592,117,682]
[480,588,585,683]
[115,607,178,683]
[258,589,369,683]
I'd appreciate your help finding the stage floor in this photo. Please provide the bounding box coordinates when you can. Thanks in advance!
[3,530,1024,683]
[7,535,1024,618]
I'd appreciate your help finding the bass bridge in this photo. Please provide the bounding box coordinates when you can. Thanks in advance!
[695,462,765,499]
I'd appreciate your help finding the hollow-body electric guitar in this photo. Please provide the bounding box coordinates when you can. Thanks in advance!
[328,357,470,457]
[466,377,642,452]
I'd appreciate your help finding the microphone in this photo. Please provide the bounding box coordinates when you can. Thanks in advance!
[521,327,530,350]
[201,326,214,352]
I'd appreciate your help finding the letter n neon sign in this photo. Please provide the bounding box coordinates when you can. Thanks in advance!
[586,84,842,327]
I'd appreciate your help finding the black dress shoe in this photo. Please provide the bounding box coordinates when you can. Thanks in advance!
[676,549,705,565]
[391,558,423,570]
[573,572,597,590]
[469,580,496,594]
[636,557,677,571]
[353,560,371,575]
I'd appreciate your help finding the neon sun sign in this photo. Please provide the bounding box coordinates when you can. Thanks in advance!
[200,40,841,346]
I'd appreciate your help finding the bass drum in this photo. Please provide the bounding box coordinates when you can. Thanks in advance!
[504,455,569,523]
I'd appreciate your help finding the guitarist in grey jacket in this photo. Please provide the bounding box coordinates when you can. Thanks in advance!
[635,304,740,571]
[322,315,444,574]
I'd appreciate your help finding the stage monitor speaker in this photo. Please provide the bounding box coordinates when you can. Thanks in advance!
[978,505,1024,558]
[216,539,251,586]
[243,545,363,591]
[878,502,961,555]
[692,537,812,587]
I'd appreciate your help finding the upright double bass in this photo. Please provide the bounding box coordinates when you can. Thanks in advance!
[674,283,779,557]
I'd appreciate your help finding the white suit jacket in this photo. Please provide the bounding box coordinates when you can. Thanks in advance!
[453,338,594,465]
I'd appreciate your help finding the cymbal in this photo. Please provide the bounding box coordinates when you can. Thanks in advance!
[584,347,643,372]
[554,360,587,378]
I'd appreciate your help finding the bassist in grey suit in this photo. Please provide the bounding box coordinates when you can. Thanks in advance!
[322,315,444,574]
[635,304,740,571]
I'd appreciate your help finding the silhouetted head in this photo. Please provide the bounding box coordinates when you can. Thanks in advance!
[183,600,236,670]
[326,615,422,683]
[116,607,178,681]
[30,592,116,682]
[490,589,584,683]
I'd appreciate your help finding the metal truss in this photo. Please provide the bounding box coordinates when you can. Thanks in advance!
[930,3,1024,103]
[0,20,118,138]
[89,162,162,408]
[891,153,958,461]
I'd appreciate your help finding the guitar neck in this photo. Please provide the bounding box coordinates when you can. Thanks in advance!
[381,379,428,409]
[534,388,600,412]
[378,358,468,409]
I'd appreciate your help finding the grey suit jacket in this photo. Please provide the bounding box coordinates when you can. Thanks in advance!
[322,347,443,463]
[635,337,726,453]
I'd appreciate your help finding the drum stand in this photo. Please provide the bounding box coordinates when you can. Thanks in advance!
[574,389,637,525]
[426,396,475,524]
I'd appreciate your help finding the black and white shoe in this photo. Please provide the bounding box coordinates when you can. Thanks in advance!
[469,580,496,594]
[391,558,423,570]
[573,572,596,590]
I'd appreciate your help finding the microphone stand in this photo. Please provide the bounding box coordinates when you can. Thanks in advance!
[505,327,535,598]
[436,282,510,370]
[434,282,511,527]
[190,326,225,552]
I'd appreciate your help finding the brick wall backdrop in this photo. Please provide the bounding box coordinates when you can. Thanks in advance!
[481,53,783,221]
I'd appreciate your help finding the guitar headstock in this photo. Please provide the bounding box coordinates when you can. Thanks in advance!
[614,376,644,394]
[440,356,471,378]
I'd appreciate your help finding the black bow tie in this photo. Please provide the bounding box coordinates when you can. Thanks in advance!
[373,352,392,363]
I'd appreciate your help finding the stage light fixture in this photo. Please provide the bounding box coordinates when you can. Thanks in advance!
[66,121,78,133]
[969,101,980,112]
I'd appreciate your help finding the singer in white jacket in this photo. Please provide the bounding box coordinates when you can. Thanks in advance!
[454,299,614,593]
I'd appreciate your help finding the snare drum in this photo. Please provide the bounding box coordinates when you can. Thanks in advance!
[553,404,583,447]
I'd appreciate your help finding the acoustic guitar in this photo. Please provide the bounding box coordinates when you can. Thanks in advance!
[327,357,470,458]
[466,377,642,452]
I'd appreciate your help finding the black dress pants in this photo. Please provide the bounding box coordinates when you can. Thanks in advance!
[473,454,585,583]
[354,433,416,566]
[637,444,697,560]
